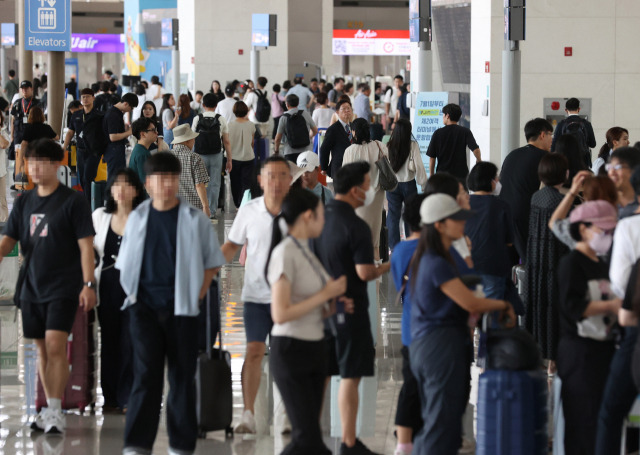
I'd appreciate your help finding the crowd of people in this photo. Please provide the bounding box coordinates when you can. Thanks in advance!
[1,66,640,455]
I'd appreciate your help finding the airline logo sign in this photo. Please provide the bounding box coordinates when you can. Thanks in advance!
[25,0,71,52]
[332,29,411,56]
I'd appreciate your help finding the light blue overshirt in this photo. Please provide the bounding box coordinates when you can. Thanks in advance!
[116,198,226,316]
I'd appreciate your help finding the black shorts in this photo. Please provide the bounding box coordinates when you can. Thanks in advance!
[21,299,79,339]
[334,311,375,378]
[395,345,423,431]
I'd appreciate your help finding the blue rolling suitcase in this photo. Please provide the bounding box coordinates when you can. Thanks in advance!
[254,137,270,162]
[476,368,548,455]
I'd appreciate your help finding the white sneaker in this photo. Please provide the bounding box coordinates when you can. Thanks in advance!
[44,409,65,434]
[234,409,256,434]
[30,407,49,431]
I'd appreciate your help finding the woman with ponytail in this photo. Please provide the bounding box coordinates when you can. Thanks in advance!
[592,127,629,175]
[265,188,351,455]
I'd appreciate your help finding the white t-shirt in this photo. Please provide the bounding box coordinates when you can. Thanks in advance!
[610,214,640,298]
[215,97,237,124]
[383,87,400,117]
[191,111,229,135]
[147,84,164,112]
[312,107,335,129]
[267,236,329,341]
[227,197,277,303]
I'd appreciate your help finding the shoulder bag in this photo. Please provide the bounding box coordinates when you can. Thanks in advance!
[374,141,398,191]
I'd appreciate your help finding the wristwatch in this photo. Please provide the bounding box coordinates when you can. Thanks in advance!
[84,281,97,289]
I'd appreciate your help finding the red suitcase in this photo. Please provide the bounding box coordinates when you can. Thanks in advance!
[35,308,97,412]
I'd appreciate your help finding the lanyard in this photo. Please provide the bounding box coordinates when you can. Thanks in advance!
[22,98,32,115]
[289,235,327,287]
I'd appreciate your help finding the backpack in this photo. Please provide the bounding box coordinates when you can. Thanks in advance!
[285,110,310,149]
[254,89,271,123]
[561,119,591,167]
[194,114,222,155]
[82,111,108,157]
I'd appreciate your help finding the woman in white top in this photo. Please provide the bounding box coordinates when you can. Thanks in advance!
[266,188,350,455]
[311,92,334,129]
[592,126,629,175]
[92,168,145,413]
[0,113,10,221]
[160,93,179,147]
[386,118,428,250]
[342,118,389,261]
[228,101,255,208]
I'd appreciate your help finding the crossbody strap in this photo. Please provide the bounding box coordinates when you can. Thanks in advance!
[393,259,412,306]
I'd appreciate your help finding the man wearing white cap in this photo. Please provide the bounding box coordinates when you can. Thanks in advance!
[296,151,334,204]
[170,124,211,217]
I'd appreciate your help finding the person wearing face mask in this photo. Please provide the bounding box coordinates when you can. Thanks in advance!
[342,118,389,261]
[556,200,621,455]
[464,162,514,300]
[525,153,573,374]
[311,162,390,455]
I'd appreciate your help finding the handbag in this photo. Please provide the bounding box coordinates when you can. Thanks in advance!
[13,191,69,308]
[407,149,416,172]
[374,141,398,191]
[576,280,617,341]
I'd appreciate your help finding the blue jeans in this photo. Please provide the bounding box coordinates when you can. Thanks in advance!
[410,326,471,455]
[480,274,507,299]
[594,327,639,455]
[386,180,418,250]
[200,153,223,216]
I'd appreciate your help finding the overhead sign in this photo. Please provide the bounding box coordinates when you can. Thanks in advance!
[1,23,16,46]
[412,92,449,175]
[332,30,411,56]
[71,34,124,53]
[25,0,71,52]
[251,14,277,47]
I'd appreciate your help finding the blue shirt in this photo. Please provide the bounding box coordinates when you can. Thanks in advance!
[391,239,418,346]
[138,205,178,309]
[411,251,469,341]
[116,198,226,316]
[307,183,334,204]
[286,84,314,111]
[353,93,372,123]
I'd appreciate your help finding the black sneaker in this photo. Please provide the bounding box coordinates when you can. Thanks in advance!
[339,439,381,455]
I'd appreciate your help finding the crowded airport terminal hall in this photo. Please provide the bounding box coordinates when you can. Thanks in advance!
[1,0,639,454]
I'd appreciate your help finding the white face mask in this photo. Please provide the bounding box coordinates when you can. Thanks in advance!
[588,231,613,255]
[493,180,502,196]
[356,186,376,207]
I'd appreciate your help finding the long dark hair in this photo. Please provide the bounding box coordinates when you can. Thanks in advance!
[388,118,413,173]
[352,118,370,145]
[178,94,192,118]
[104,168,146,213]
[598,127,628,160]
[264,188,320,284]
[410,222,454,291]
[141,100,158,122]
[160,93,174,117]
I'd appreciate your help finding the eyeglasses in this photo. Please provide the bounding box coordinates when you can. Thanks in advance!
[605,163,628,172]
[144,128,157,133]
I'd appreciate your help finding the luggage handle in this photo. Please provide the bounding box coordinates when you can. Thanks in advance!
[205,275,223,361]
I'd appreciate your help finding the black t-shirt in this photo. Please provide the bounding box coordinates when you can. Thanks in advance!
[465,195,513,277]
[558,250,612,338]
[70,108,102,150]
[103,106,126,151]
[138,205,179,309]
[149,118,163,151]
[10,97,41,143]
[3,185,95,303]
[22,123,56,143]
[426,124,479,179]
[311,199,374,312]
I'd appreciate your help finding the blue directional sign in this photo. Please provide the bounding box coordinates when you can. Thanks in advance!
[25,0,71,52]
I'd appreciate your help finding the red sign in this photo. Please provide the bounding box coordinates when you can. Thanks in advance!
[191,56,195,64]
[564,47,572,57]
[485,61,490,73]
[551,101,561,110]
[332,29,410,39]
[238,49,243,55]
[406,59,411,72]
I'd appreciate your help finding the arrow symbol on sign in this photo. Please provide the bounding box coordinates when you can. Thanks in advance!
[46,0,56,7]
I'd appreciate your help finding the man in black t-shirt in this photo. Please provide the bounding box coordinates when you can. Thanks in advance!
[0,139,96,435]
[62,88,103,202]
[10,80,40,148]
[312,162,390,455]
[102,92,138,180]
[499,118,553,262]
[427,103,481,180]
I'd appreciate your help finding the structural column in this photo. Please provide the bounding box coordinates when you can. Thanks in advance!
[47,52,65,136]
[17,0,32,82]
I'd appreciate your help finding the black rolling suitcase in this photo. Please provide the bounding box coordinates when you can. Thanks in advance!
[195,278,234,438]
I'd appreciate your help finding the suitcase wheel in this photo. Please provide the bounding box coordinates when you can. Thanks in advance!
[225,426,234,439]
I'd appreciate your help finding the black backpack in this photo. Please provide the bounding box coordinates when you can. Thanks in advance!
[194,114,222,155]
[83,111,108,157]
[254,89,271,123]
[285,110,310,149]
[561,119,591,167]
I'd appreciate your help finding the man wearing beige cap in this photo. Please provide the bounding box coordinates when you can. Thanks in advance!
[170,124,211,217]
[296,151,334,204]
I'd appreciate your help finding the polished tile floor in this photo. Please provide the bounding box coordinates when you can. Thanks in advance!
[0,174,418,455]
